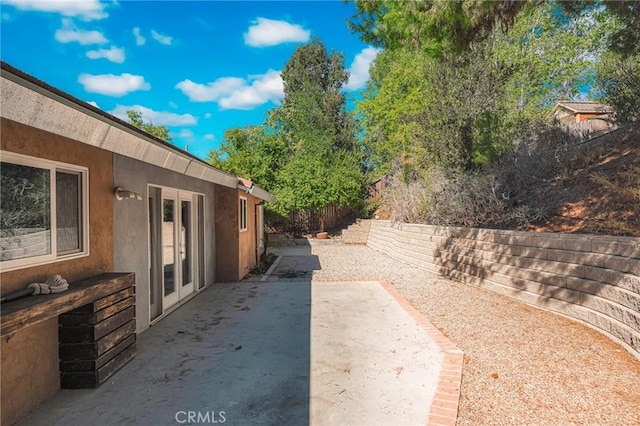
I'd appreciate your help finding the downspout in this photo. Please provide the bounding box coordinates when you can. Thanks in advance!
[255,201,265,264]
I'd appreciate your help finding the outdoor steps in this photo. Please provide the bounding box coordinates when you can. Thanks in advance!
[342,219,372,244]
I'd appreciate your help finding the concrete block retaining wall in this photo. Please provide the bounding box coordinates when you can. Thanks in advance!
[367,220,640,360]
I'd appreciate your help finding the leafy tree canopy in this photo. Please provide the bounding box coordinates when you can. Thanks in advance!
[126,110,172,142]
[347,0,527,57]
[209,38,366,228]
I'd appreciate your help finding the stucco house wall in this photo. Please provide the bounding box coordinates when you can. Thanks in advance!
[112,154,217,333]
[1,60,273,425]
[0,118,114,426]
[238,189,260,279]
[215,186,240,281]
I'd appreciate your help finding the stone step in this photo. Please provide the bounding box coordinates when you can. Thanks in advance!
[342,219,372,244]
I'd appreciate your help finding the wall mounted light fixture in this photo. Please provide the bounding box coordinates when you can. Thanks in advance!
[237,178,255,195]
[114,187,142,201]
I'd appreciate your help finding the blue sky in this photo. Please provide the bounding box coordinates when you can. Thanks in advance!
[0,0,379,159]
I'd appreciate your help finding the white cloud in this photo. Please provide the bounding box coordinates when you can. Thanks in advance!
[110,105,197,127]
[204,112,212,119]
[3,0,108,20]
[86,101,99,108]
[55,19,108,45]
[151,30,172,45]
[132,27,146,46]
[168,101,178,109]
[204,134,215,140]
[176,77,245,102]
[244,17,310,47]
[177,129,194,140]
[345,47,381,91]
[78,73,150,97]
[86,46,125,63]
[176,70,284,110]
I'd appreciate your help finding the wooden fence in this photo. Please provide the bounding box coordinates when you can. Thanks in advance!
[266,204,356,234]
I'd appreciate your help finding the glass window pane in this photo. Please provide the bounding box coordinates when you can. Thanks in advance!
[197,195,205,290]
[163,199,175,296]
[181,200,191,286]
[56,171,81,253]
[240,198,247,230]
[0,161,51,261]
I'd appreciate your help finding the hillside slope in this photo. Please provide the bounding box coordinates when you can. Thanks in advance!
[527,126,639,236]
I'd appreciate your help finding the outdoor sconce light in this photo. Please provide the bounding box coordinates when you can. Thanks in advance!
[238,178,255,194]
[114,187,142,201]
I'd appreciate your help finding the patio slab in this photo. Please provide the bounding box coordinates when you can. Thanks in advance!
[18,279,444,426]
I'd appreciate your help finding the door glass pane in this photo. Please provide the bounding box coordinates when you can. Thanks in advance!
[163,199,175,296]
[0,162,51,261]
[197,195,205,290]
[181,200,191,286]
[149,187,162,320]
[56,171,81,253]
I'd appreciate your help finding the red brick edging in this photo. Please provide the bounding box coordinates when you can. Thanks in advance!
[379,280,463,426]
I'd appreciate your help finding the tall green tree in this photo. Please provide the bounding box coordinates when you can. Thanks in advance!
[126,110,171,142]
[355,0,623,178]
[270,40,365,227]
[209,38,365,229]
[596,47,640,124]
[495,2,620,117]
[356,48,429,179]
[347,0,528,57]
[280,37,359,152]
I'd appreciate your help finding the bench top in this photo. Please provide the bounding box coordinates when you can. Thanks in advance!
[1,272,134,337]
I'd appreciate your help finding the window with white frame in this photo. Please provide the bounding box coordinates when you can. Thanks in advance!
[239,197,248,231]
[0,151,89,271]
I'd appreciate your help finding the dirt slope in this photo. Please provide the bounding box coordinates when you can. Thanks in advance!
[527,125,640,236]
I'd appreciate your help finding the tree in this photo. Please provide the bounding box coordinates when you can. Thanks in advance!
[596,48,640,124]
[280,37,359,152]
[271,41,366,228]
[210,38,366,230]
[347,0,528,57]
[354,1,622,178]
[356,48,429,179]
[207,125,287,192]
[126,110,172,142]
[495,2,620,116]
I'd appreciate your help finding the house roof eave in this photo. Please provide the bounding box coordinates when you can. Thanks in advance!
[0,61,243,189]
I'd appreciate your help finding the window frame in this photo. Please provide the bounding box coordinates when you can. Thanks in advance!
[0,151,89,272]
[239,196,248,232]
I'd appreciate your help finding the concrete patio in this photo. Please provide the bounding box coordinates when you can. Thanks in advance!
[18,247,449,426]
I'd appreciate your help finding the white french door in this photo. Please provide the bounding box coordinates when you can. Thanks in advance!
[149,186,203,319]
[162,190,180,309]
[178,193,195,298]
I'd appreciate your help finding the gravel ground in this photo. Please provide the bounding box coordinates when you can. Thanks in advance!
[300,241,640,426]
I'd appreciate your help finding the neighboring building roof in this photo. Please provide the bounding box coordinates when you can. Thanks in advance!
[555,101,613,114]
[0,61,273,201]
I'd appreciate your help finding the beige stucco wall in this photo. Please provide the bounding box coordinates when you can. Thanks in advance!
[1,118,114,425]
[215,186,240,282]
[214,186,262,282]
[238,189,259,279]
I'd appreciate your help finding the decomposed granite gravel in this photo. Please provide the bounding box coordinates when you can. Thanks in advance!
[307,241,640,426]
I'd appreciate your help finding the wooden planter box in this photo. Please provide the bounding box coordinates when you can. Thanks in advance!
[58,279,137,388]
